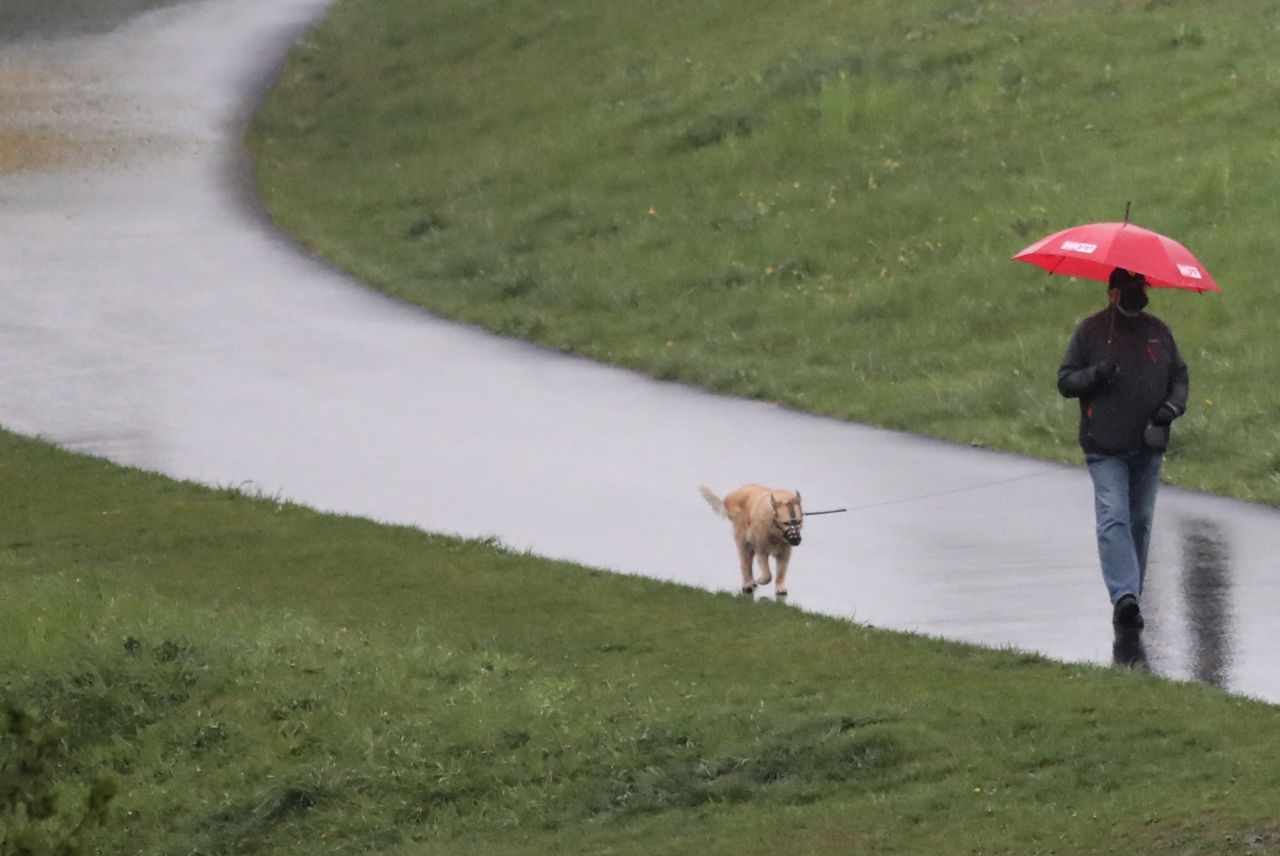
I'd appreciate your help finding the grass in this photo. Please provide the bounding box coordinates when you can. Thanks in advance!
[248,0,1280,505]
[5,429,1280,854]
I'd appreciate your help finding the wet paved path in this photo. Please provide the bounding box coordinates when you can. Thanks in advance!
[3,0,1278,703]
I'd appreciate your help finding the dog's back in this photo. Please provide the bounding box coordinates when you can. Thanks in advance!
[704,484,801,541]
[702,484,769,525]
[724,484,765,525]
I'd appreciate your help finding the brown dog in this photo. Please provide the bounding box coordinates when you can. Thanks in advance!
[700,484,803,595]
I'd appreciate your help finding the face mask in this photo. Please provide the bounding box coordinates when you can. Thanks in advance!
[1118,288,1148,313]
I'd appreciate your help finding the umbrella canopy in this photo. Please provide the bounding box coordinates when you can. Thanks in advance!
[1012,220,1220,293]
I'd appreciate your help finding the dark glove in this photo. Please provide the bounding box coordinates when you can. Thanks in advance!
[1094,361,1119,385]
[1151,402,1181,426]
[1143,421,1170,452]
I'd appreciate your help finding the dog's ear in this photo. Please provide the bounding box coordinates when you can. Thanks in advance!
[770,494,779,509]
[795,491,802,506]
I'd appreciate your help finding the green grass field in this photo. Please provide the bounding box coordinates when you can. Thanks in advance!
[249,0,1280,505]
[4,429,1280,854]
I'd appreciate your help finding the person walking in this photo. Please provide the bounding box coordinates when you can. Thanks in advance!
[1057,267,1189,629]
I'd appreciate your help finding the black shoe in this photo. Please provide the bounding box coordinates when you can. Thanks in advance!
[1112,594,1144,629]
[1113,626,1149,670]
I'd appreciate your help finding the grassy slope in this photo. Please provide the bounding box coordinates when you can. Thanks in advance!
[4,430,1280,854]
[249,0,1280,505]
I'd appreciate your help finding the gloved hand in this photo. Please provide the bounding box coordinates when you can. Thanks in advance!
[1151,402,1180,426]
[1094,361,1119,384]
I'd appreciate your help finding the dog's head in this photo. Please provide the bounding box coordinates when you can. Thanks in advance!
[770,492,803,546]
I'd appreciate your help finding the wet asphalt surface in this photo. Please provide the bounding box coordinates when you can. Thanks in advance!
[2,0,1278,703]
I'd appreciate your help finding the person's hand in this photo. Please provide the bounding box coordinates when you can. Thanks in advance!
[1094,361,1119,384]
[1151,402,1180,426]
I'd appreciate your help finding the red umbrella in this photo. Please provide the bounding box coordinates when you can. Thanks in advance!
[1012,213,1220,293]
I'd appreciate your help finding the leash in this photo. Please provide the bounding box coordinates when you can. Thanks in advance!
[803,465,1068,517]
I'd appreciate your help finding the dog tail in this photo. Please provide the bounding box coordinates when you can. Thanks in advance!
[699,485,727,517]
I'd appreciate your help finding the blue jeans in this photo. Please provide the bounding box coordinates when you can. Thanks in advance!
[1086,451,1163,604]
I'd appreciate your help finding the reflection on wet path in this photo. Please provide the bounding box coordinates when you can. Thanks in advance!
[2,0,1280,705]
[1116,517,1238,690]
[1180,519,1233,690]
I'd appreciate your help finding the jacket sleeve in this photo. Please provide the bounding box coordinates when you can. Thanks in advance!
[1163,336,1190,418]
[1057,325,1100,399]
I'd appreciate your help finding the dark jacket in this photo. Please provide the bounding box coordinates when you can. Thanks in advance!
[1058,306,1189,456]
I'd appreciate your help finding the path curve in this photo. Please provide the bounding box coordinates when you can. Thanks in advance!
[2,0,1279,703]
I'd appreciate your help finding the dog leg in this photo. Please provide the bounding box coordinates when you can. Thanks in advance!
[754,552,773,587]
[736,540,756,594]
[774,545,791,596]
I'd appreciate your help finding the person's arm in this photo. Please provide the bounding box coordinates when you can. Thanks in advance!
[1057,325,1115,398]
[1151,337,1189,424]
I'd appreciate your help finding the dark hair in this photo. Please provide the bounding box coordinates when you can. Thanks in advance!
[1108,268,1143,290]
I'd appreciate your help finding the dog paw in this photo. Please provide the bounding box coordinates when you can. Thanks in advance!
[754,575,772,586]
[775,589,788,598]
[740,584,757,594]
